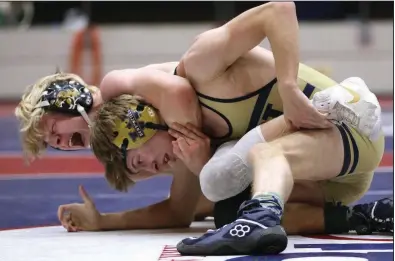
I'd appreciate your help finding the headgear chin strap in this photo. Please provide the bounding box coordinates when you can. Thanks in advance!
[112,102,168,161]
[35,79,94,126]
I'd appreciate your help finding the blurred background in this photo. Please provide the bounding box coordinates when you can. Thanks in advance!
[0,1,393,230]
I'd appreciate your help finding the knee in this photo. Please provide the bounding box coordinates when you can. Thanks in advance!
[199,162,229,202]
[200,155,252,202]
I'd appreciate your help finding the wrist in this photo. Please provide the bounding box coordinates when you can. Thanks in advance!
[98,213,120,231]
[278,81,298,90]
[97,213,107,230]
[278,82,299,96]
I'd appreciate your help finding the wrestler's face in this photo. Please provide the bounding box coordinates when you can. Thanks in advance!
[126,131,177,174]
[41,113,90,150]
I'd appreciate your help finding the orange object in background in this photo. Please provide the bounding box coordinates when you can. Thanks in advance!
[69,26,102,86]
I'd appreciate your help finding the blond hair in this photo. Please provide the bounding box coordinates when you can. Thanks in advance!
[90,94,142,192]
[14,72,98,162]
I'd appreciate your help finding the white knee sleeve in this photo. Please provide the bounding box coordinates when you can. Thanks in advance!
[200,126,265,202]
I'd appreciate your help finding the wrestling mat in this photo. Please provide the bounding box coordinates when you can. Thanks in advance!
[0,220,392,261]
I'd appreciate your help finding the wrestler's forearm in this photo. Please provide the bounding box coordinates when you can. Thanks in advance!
[263,2,300,89]
[100,69,154,102]
[99,199,191,231]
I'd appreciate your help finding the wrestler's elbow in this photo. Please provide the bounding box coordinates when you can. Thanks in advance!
[172,217,193,228]
[181,29,228,83]
[169,79,196,103]
[181,43,204,82]
[255,2,296,32]
[169,210,194,228]
[263,2,296,18]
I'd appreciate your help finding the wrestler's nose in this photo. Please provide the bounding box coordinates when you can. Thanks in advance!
[49,134,62,148]
[56,135,71,150]
[139,153,159,173]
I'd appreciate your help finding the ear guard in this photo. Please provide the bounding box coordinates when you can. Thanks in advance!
[112,102,168,165]
[35,79,94,126]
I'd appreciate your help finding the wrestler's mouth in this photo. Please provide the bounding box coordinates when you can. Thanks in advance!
[69,132,84,147]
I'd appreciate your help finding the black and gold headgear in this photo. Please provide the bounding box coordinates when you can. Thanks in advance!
[35,78,93,125]
[112,102,168,153]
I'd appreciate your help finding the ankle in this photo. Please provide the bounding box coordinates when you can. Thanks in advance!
[252,192,284,218]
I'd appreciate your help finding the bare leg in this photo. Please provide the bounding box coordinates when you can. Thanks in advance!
[247,126,344,221]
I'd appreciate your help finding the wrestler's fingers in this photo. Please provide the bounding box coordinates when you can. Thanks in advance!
[63,217,73,232]
[67,225,78,232]
[169,129,196,146]
[177,137,190,153]
[57,204,73,223]
[65,213,72,223]
[57,205,65,222]
[172,141,183,159]
[79,185,94,207]
[170,123,200,140]
[185,123,207,139]
[168,129,183,139]
[67,213,81,232]
[284,117,298,130]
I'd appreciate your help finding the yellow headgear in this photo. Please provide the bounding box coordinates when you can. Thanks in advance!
[112,102,166,150]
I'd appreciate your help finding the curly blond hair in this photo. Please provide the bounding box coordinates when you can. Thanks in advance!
[14,72,98,163]
[90,94,142,192]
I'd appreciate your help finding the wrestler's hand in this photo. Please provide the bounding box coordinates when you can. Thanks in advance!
[168,122,211,175]
[57,185,102,232]
[279,83,332,129]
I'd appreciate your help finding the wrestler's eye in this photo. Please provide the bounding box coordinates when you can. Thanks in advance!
[51,122,56,134]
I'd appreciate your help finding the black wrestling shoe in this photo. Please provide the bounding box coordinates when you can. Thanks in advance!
[177,199,288,256]
[351,197,394,235]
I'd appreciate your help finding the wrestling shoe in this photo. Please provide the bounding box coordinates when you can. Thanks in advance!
[312,77,382,141]
[177,199,288,256]
[350,197,394,235]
